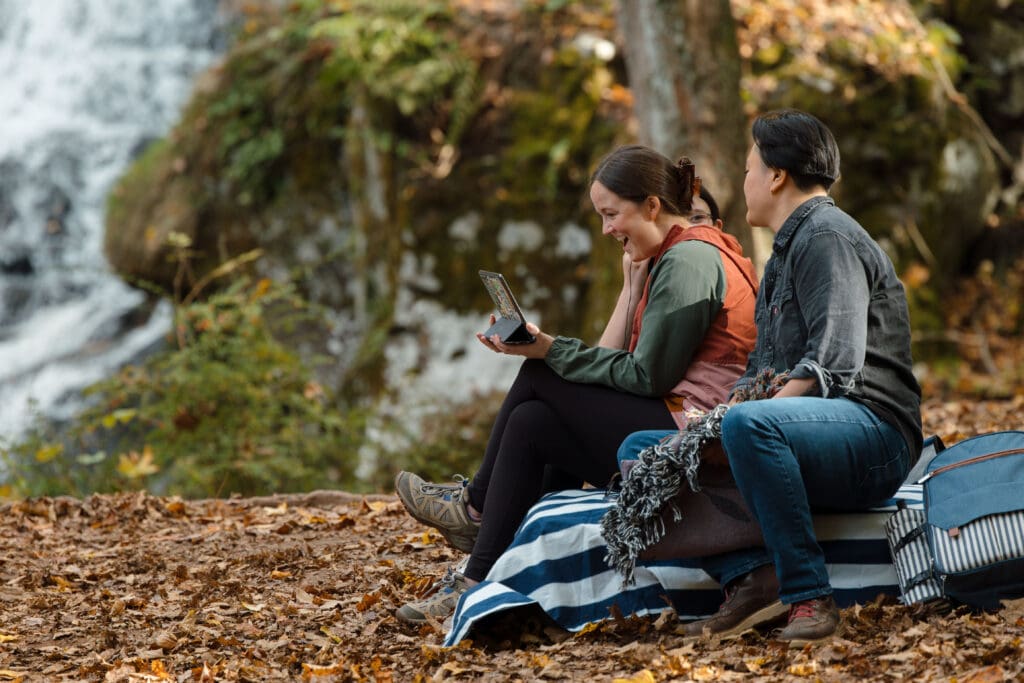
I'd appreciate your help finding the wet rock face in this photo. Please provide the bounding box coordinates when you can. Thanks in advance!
[0,161,20,234]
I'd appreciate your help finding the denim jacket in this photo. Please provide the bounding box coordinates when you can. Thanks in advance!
[734,196,923,457]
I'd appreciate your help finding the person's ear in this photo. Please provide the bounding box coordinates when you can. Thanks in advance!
[769,168,788,194]
[645,196,661,220]
[713,218,724,230]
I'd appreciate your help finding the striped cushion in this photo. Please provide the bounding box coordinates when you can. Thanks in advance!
[445,485,924,646]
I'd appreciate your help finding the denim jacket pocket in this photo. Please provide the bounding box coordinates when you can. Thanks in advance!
[770,282,806,368]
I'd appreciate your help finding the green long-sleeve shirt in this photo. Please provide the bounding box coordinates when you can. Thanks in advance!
[544,240,727,397]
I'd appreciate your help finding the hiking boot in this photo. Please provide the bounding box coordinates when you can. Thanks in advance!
[777,595,840,647]
[395,471,480,553]
[681,564,787,639]
[395,567,471,624]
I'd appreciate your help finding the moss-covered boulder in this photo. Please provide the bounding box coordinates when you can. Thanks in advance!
[105,1,629,400]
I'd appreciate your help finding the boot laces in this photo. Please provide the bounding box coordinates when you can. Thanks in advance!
[420,474,469,497]
[437,567,458,590]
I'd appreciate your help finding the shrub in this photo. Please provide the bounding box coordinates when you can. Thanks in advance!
[2,276,365,499]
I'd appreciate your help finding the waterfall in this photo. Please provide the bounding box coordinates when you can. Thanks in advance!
[0,0,225,440]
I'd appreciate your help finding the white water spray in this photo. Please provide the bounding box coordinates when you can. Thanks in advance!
[0,0,224,439]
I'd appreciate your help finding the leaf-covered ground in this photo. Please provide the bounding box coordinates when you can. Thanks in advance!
[2,397,1024,682]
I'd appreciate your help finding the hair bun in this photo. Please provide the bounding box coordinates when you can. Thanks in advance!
[675,157,699,208]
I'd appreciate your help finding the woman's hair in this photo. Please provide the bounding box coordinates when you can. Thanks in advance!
[590,144,699,215]
[699,186,721,222]
[752,109,840,191]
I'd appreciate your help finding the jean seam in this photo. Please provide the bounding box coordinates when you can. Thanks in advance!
[767,435,830,602]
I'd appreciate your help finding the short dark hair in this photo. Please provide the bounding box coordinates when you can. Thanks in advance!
[698,186,720,222]
[591,145,698,215]
[752,109,840,191]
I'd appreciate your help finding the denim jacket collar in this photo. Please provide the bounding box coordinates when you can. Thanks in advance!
[772,196,834,255]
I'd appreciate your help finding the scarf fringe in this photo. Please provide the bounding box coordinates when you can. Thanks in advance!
[600,369,788,585]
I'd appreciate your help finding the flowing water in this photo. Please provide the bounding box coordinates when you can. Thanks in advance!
[0,0,225,440]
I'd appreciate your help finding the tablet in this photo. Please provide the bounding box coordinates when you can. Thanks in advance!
[479,270,537,344]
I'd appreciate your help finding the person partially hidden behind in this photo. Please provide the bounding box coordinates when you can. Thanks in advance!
[676,110,923,646]
[391,145,759,624]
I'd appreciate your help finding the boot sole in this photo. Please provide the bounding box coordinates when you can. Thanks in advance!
[683,600,789,642]
[782,623,844,649]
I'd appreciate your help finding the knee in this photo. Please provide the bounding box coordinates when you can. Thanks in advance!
[616,430,671,466]
[617,432,649,466]
[505,400,551,434]
[721,401,774,461]
[722,402,756,432]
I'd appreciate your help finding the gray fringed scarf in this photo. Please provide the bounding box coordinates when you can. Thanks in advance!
[601,369,787,585]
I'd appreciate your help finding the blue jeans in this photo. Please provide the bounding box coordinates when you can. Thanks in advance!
[616,399,911,603]
[704,397,910,603]
[616,429,676,469]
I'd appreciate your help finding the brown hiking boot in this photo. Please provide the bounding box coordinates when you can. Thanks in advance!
[395,566,471,624]
[395,471,480,553]
[681,564,787,639]
[777,595,840,647]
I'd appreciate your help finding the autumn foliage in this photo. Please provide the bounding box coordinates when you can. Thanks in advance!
[0,399,1022,681]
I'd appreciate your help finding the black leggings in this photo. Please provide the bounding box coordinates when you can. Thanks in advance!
[464,359,676,581]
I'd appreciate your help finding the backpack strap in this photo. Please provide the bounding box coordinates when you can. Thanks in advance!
[890,523,926,556]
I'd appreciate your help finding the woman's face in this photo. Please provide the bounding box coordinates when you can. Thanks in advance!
[589,180,665,262]
[743,144,774,229]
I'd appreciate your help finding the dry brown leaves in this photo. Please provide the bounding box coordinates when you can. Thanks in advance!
[1,399,1023,682]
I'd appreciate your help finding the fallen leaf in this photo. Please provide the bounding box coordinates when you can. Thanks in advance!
[999,597,1024,625]
[320,626,342,644]
[149,659,174,680]
[788,662,819,677]
[116,446,160,479]
[164,500,186,516]
[263,502,289,516]
[302,661,347,677]
[878,650,918,662]
[962,665,1007,683]
[302,514,328,525]
[153,631,178,650]
[691,665,722,681]
[356,591,381,612]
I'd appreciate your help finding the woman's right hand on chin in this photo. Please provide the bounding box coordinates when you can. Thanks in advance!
[625,254,649,293]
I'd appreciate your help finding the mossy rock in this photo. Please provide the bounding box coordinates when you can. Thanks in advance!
[104,1,628,403]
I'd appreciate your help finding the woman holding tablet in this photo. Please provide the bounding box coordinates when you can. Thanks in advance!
[393,145,759,623]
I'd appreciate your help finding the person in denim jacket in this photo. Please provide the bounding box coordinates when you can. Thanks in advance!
[675,110,923,645]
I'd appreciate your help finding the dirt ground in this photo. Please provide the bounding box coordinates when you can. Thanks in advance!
[2,397,1024,682]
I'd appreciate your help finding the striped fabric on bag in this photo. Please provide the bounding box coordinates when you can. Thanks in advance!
[929,510,1024,574]
[884,507,943,604]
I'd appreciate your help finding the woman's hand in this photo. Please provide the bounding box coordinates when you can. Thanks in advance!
[624,253,649,295]
[476,315,554,359]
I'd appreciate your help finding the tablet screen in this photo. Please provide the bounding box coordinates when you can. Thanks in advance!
[479,270,526,323]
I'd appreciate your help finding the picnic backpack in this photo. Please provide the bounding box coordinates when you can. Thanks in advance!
[885,431,1024,610]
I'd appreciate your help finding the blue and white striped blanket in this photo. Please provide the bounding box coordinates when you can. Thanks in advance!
[445,484,923,646]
